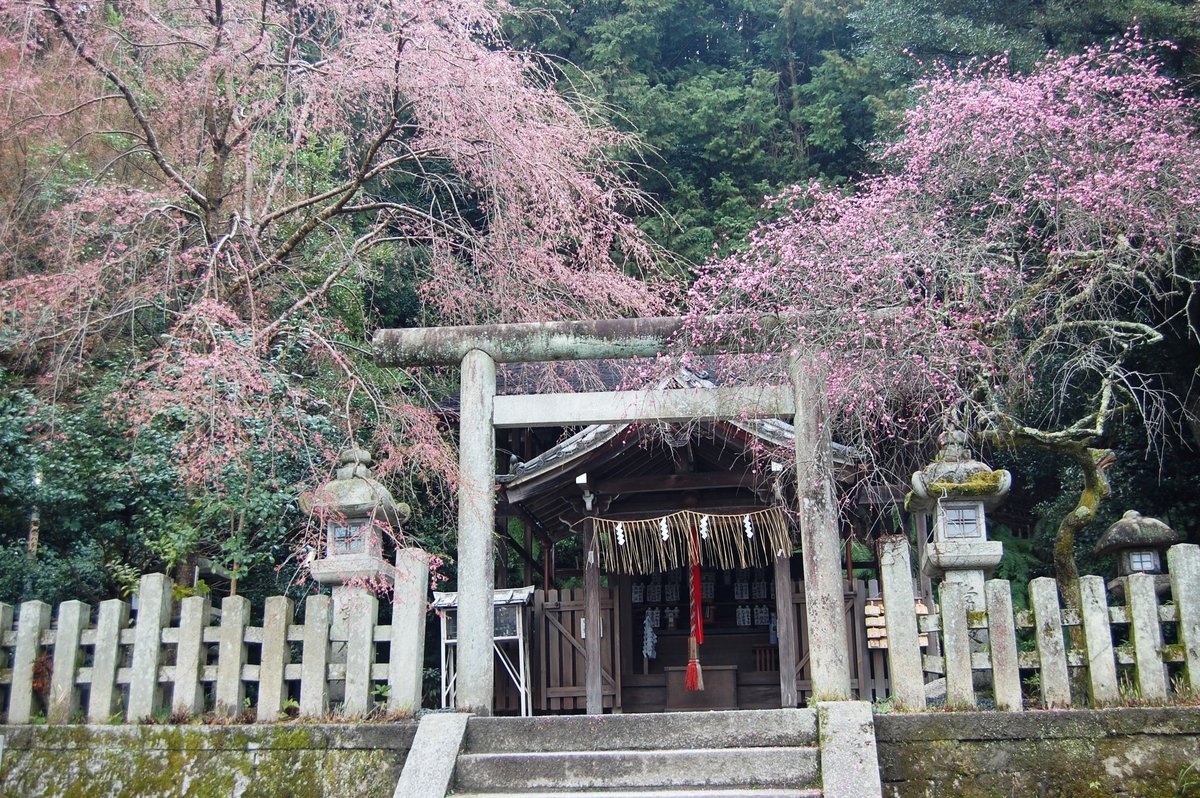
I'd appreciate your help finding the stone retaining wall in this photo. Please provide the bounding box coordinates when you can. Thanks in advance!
[0,722,417,798]
[875,707,1200,797]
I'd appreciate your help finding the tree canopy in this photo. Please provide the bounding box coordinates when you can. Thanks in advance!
[0,0,662,597]
[0,0,1197,602]
[684,35,1200,592]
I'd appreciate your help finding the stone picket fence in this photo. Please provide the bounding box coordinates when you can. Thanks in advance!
[877,539,1200,711]
[5,544,1200,724]
[0,569,429,725]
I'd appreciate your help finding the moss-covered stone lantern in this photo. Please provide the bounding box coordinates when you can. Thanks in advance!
[301,445,417,711]
[907,430,1012,611]
[1094,510,1181,599]
[302,446,411,585]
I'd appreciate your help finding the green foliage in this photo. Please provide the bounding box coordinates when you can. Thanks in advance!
[0,539,111,606]
[991,526,1040,609]
[509,0,856,264]
[851,0,1047,80]
[1177,760,1200,797]
[0,363,331,605]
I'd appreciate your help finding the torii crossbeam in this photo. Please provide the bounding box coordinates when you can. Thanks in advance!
[374,316,851,714]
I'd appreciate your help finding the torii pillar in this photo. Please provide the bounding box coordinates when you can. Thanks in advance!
[374,316,851,713]
[790,353,851,700]
[456,349,497,714]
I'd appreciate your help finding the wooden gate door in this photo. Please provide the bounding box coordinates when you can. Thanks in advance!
[787,578,890,704]
[532,588,622,713]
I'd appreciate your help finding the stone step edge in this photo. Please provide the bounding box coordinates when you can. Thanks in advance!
[457,745,819,764]
[449,790,822,798]
[463,708,819,754]
[453,746,820,791]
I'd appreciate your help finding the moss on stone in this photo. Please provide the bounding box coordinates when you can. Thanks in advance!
[0,725,406,798]
[878,709,1200,798]
[927,469,1005,497]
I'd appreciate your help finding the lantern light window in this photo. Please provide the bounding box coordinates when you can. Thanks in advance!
[329,520,368,555]
[1127,550,1159,573]
[943,504,982,539]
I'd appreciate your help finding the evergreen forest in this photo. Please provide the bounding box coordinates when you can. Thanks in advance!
[0,0,1198,606]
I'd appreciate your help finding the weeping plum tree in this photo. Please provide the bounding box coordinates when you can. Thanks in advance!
[686,35,1200,600]
[0,0,664,587]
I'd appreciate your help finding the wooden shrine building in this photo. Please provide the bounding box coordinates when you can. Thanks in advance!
[375,315,891,717]
[486,369,891,714]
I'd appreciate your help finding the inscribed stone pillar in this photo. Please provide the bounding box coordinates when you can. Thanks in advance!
[876,536,925,710]
[789,353,851,701]
[331,583,377,708]
[48,600,91,723]
[457,348,497,714]
[300,594,333,717]
[9,600,50,723]
[390,548,430,714]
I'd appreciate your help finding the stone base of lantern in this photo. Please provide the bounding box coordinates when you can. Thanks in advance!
[923,540,1003,583]
[309,556,392,710]
[309,554,393,586]
[1106,573,1172,601]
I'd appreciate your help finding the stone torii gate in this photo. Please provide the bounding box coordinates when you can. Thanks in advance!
[374,316,851,715]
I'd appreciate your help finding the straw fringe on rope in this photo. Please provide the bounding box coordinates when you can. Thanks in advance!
[593,507,792,575]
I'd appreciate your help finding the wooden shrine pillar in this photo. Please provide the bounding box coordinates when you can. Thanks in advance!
[495,519,509,589]
[583,516,603,714]
[773,553,799,707]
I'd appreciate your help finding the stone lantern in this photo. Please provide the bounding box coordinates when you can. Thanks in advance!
[302,446,421,710]
[1094,510,1182,599]
[908,430,1012,612]
[303,446,411,586]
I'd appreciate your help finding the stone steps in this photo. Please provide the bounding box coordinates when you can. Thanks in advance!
[462,708,818,753]
[453,746,819,792]
[450,709,822,796]
[450,790,823,798]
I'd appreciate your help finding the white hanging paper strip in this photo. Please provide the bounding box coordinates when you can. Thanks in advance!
[591,507,792,576]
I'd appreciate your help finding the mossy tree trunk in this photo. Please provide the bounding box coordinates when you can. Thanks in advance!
[1052,444,1114,611]
[990,430,1114,611]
